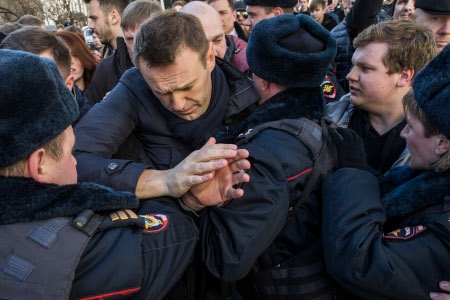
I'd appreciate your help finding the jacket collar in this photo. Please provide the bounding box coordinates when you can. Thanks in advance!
[0,176,138,225]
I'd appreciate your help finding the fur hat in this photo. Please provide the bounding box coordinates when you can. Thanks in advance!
[413,45,450,138]
[0,49,78,169]
[247,14,336,88]
[243,0,297,8]
[415,0,450,15]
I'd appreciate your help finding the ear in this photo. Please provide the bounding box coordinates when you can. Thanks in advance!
[232,9,237,22]
[436,135,450,156]
[109,9,121,26]
[65,74,75,91]
[396,67,414,88]
[206,42,216,72]
[273,7,284,16]
[26,148,53,184]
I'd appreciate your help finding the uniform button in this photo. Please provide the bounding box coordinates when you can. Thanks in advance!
[108,162,119,170]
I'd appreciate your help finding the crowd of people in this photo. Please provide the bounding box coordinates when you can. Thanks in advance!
[0,0,450,299]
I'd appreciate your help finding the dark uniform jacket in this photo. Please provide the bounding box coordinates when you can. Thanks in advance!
[0,176,198,300]
[204,87,338,299]
[74,58,259,193]
[85,37,133,104]
[322,167,450,299]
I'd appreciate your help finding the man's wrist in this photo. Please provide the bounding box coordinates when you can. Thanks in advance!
[180,191,205,213]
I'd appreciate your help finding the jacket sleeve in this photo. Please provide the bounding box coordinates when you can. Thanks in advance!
[74,81,149,193]
[199,141,292,282]
[321,168,438,299]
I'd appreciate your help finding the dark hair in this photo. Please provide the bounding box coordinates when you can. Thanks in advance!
[133,10,209,69]
[0,27,72,79]
[64,25,85,41]
[207,0,235,10]
[121,0,162,30]
[354,19,436,77]
[83,0,132,16]
[17,14,45,27]
[56,31,98,89]
[0,22,23,34]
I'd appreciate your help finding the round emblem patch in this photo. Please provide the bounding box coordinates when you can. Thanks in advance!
[140,214,169,234]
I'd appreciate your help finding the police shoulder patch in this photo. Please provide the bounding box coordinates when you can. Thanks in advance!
[140,214,169,234]
[383,225,427,240]
[321,75,337,100]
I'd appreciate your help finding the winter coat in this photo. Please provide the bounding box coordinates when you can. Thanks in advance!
[0,176,198,300]
[74,58,259,193]
[322,166,450,299]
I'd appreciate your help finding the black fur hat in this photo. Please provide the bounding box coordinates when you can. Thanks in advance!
[243,0,297,8]
[413,45,450,138]
[0,49,79,168]
[247,14,336,88]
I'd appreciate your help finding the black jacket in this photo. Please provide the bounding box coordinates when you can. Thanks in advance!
[74,58,259,193]
[203,87,338,299]
[85,37,133,104]
[322,167,450,299]
[0,177,198,300]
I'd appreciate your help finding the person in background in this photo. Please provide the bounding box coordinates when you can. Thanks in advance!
[172,0,186,11]
[1,27,92,126]
[327,20,436,175]
[234,0,250,39]
[310,0,338,31]
[392,0,414,20]
[0,22,22,34]
[322,44,450,299]
[92,31,104,52]
[17,14,45,28]
[414,0,450,53]
[56,31,98,95]
[296,0,311,15]
[56,23,65,31]
[208,0,248,41]
[181,1,250,75]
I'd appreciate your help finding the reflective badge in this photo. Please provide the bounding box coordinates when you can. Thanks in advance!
[321,75,337,100]
[140,214,169,234]
[383,225,427,240]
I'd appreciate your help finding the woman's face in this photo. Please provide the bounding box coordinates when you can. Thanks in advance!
[71,54,85,85]
[393,0,415,20]
[400,110,438,170]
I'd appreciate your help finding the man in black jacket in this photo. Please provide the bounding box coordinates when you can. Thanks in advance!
[0,49,198,299]
[74,10,258,202]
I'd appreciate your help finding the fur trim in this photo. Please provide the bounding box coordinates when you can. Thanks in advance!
[0,177,138,225]
[247,14,336,88]
[382,166,450,217]
[0,50,79,169]
[413,45,450,138]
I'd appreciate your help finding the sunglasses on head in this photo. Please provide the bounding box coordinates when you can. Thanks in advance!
[236,11,248,18]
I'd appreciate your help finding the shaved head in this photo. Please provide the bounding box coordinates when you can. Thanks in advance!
[182,1,227,58]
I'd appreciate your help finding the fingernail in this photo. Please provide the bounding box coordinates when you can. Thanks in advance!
[441,282,450,288]
[429,292,439,299]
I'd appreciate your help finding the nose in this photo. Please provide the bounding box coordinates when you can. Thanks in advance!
[400,125,407,139]
[346,66,358,82]
[171,91,186,111]
[244,18,251,26]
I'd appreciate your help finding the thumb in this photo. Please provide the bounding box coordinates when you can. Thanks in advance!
[201,137,217,148]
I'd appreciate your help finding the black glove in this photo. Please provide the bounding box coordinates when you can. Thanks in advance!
[329,127,368,171]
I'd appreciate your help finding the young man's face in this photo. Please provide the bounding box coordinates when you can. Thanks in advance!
[245,5,274,34]
[88,0,115,45]
[346,42,404,115]
[415,8,450,52]
[210,0,236,35]
[393,0,415,20]
[310,5,326,24]
[123,26,138,59]
[138,46,216,121]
